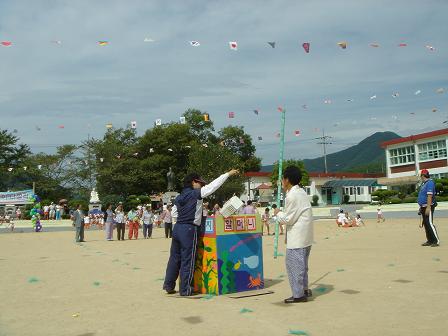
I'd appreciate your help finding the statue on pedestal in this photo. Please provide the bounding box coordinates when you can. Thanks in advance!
[90,188,100,204]
[166,167,176,191]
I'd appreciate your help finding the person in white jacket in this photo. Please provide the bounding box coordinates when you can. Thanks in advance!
[274,166,314,304]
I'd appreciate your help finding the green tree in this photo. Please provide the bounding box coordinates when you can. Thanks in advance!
[271,159,310,187]
[24,145,80,201]
[183,108,217,144]
[187,144,244,204]
[218,126,261,172]
[0,129,31,190]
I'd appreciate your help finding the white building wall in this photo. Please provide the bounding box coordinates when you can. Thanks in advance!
[386,134,448,179]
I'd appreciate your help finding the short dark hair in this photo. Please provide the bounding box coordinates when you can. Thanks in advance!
[247,200,252,205]
[183,173,201,188]
[265,207,270,212]
[271,204,277,209]
[283,166,302,185]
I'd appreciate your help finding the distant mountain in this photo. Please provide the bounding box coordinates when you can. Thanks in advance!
[261,131,401,173]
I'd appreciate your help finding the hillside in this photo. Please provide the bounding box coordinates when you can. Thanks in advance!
[261,131,401,173]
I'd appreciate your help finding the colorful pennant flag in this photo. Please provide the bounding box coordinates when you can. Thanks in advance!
[369,43,380,48]
[239,137,244,144]
[253,109,259,115]
[150,148,154,153]
[294,130,300,136]
[58,125,65,129]
[276,133,280,138]
[370,95,377,100]
[190,41,200,46]
[347,98,354,102]
[202,144,208,148]
[337,41,347,49]
[398,43,407,47]
[98,41,109,46]
[436,88,445,94]
[106,123,113,129]
[168,148,173,152]
[23,166,27,171]
[302,104,308,110]
[7,167,13,172]
[228,112,235,118]
[51,40,62,45]
[267,42,275,48]
[302,42,310,53]
[13,129,18,133]
[133,152,139,156]
[203,113,209,121]
[392,92,399,98]
[155,119,162,126]
[99,158,104,162]
[324,99,332,104]
[143,37,155,42]
[258,136,263,140]
[229,41,238,50]
[131,121,137,129]
[432,108,438,113]
[425,45,435,51]
[37,165,42,170]
[1,41,12,47]
[35,126,41,131]
[179,116,186,124]
[415,90,421,95]
[277,106,283,112]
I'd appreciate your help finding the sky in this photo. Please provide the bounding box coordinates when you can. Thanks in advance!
[1,0,447,165]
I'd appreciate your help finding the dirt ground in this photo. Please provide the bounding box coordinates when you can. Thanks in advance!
[0,217,447,336]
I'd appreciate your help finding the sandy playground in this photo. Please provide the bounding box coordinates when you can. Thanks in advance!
[0,218,447,336]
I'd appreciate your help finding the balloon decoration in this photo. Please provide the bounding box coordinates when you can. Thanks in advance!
[29,194,43,232]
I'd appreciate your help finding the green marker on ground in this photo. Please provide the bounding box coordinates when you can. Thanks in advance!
[28,277,39,283]
[93,281,101,287]
[239,308,253,314]
[288,329,309,335]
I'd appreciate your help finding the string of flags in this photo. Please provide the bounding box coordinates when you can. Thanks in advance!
[0,39,439,52]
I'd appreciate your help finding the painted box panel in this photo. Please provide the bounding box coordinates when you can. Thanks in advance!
[217,233,264,294]
[194,215,264,295]
[194,237,218,294]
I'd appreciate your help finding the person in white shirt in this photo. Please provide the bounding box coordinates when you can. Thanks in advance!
[142,206,154,239]
[336,209,348,227]
[274,166,313,304]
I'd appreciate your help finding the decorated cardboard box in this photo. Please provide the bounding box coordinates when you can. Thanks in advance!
[194,214,264,295]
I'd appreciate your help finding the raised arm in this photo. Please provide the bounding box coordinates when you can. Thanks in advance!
[200,169,239,198]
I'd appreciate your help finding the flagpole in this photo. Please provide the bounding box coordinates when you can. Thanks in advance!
[274,107,286,259]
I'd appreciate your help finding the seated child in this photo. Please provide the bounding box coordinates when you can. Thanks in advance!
[353,214,365,226]
[336,209,349,226]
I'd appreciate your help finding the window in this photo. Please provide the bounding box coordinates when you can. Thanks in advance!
[389,146,415,166]
[357,187,364,195]
[418,140,447,161]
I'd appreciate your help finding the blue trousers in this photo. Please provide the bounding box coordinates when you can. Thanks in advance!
[163,223,198,296]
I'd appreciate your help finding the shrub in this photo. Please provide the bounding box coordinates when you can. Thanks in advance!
[372,189,398,202]
[403,197,417,203]
[389,198,402,204]
[311,195,319,206]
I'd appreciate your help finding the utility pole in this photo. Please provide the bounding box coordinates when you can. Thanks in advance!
[315,130,332,173]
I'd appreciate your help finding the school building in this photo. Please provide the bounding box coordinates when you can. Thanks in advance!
[379,128,448,186]
[243,171,386,206]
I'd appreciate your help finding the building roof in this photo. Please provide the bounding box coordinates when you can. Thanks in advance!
[380,128,448,148]
[244,172,271,177]
[322,179,378,188]
[309,172,385,178]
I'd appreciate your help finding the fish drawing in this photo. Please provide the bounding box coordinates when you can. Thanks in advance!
[234,260,241,270]
[243,256,259,269]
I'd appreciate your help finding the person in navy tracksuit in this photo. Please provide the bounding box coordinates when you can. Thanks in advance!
[163,169,238,296]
